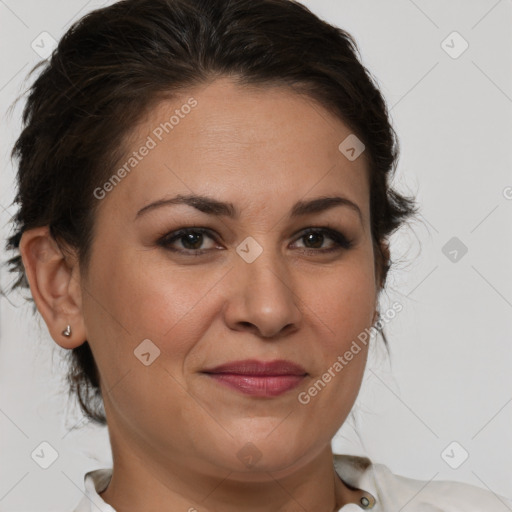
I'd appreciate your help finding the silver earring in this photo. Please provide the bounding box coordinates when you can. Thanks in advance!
[62,325,72,337]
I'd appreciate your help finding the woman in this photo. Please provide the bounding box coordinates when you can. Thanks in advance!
[3,0,511,510]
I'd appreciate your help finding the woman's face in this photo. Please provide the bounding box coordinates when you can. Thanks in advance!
[79,77,380,479]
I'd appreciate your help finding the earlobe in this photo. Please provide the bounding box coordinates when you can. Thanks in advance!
[19,226,86,349]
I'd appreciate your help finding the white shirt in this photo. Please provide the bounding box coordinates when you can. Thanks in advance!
[73,454,512,511]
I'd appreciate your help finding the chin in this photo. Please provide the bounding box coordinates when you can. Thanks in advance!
[207,430,316,478]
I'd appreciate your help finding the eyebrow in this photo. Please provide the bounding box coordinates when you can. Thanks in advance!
[135,194,363,223]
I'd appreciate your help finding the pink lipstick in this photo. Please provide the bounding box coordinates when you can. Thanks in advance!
[202,359,307,397]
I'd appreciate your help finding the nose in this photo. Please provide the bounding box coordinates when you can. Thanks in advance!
[223,248,302,339]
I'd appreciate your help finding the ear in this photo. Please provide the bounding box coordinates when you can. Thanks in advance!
[19,226,87,349]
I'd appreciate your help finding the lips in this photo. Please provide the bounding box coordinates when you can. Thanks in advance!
[202,359,307,376]
[201,359,307,397]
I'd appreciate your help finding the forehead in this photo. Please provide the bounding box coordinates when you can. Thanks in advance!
[99,77,370,220]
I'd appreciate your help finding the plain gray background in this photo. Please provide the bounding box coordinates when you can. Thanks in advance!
[1,0,511,510]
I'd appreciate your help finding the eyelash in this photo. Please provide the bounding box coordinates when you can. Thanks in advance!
[157,226,354,256]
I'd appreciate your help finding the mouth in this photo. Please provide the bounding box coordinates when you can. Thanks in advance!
[201,359,308,397]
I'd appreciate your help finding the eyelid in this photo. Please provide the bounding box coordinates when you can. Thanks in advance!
[157,224,354,254]
[292,226,354,250]
[157,227,220,250]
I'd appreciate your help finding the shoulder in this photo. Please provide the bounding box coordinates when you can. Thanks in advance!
[370,459,512,511]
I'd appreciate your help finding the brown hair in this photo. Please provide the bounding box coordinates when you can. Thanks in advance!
[2,0,418,425]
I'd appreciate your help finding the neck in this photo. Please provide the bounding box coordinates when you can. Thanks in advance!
[100,428,358,512]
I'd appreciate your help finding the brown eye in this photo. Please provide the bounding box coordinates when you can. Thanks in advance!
[158,228,219,254]
[292,228,353,253]
[157,226,353,257]
[302,231,325,249]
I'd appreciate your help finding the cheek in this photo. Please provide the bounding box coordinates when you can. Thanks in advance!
[303,262,377,346]
[83,245,226,373]
[81,246,212,441]
[297,281,372,436]
[296,261,375,406]
[90,244,191,330]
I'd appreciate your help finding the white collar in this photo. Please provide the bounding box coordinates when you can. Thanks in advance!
[77,467,116,512]
[73,454,379,512]
[333,454,379,510]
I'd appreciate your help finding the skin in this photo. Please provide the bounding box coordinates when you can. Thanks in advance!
[19,77,389,512]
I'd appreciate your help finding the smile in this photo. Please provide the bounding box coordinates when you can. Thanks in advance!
[205,373,306,397]
[201,359,307,397]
